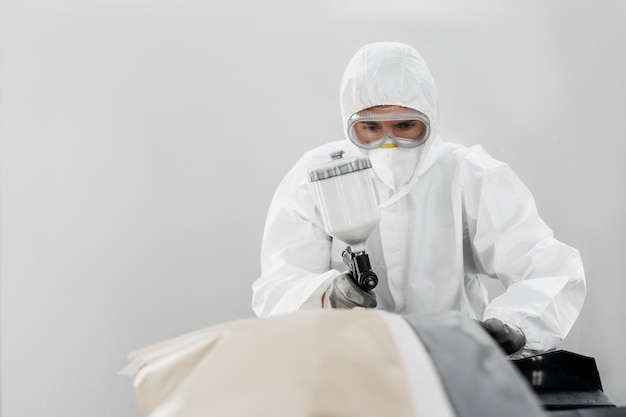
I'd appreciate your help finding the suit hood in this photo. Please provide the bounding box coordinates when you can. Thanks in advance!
[339,42,443,178]
[340,42,439,134]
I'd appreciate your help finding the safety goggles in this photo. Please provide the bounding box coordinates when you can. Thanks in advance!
[347,108,431,150]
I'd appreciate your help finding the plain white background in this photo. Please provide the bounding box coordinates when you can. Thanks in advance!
[1,0,625,416]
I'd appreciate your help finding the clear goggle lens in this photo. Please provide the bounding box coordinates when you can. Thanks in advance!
[347,108,431,150]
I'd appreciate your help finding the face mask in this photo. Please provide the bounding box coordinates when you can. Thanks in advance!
[364,144,423,191]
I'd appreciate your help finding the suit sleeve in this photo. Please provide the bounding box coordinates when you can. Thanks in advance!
[252,155,342,317]
[461,147,586,352]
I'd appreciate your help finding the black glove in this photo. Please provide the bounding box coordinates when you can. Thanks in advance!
[326,273,377,309]
[479,318,526,355]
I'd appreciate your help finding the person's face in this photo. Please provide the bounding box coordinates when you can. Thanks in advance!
[353,106,426,144]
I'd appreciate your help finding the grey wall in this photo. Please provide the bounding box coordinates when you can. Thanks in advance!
[1,1,625,416]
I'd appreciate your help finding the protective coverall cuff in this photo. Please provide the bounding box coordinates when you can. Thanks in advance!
[322,289,331,309]
[300,279,334,310]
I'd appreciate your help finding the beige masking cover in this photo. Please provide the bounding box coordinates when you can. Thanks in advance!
[127,309,418,417]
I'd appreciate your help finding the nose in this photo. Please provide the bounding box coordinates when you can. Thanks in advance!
[380,134,399,148]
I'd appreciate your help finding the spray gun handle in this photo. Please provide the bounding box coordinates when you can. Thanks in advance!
[342,246,378,291]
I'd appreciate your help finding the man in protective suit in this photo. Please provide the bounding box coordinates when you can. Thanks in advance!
[251,42,586,357]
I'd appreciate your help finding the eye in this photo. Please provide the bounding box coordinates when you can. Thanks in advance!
[360,122,382,131]
[395,121,418,130]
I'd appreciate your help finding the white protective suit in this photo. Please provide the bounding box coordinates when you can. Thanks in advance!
[252,42,586,352]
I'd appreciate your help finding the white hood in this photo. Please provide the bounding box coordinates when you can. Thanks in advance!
[340,42,439,136]
[339,42,443,179]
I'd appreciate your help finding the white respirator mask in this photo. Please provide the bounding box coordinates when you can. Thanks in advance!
[363,141,423,191]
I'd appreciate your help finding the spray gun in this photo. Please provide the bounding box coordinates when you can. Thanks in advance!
[342,246,378,291]
[309,150,380,291]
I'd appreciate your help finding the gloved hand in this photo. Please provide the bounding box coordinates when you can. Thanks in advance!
[325,273,377,309]
[479,318,526,356]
